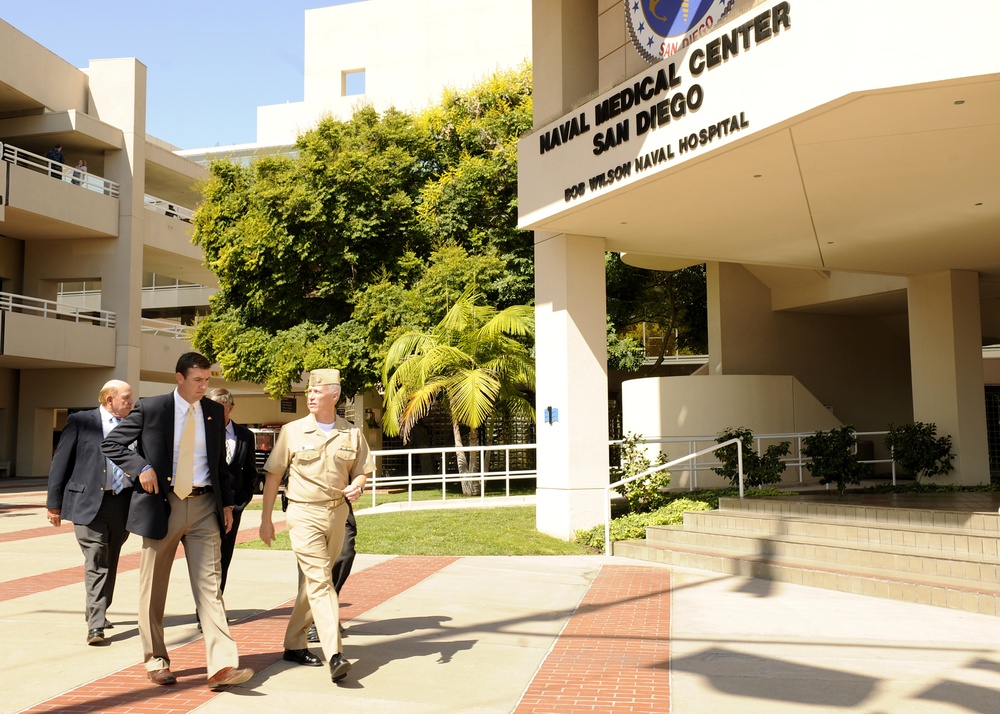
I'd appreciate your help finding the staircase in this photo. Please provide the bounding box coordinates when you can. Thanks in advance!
[613,496,1000,616]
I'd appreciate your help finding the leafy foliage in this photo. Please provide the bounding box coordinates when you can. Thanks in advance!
[612,432,670,512]
[575,499,712,550]
[574,487,791,549]
[606,318,646,371]
[381,289,534,493]
[191,65,534,395]
[884,422,955,481]
[713,427,790,488]
[605,254,708,372]
[801,426,871,495]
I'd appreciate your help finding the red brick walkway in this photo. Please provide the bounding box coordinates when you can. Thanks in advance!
[6,492,675,713]
[514,566,672,714]
[21,555,459,713]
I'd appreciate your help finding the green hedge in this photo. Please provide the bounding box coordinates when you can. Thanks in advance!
[575,487,789,550]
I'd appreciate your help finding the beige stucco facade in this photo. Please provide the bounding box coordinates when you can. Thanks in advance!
[523,1,1000,538]
[256,0,532,146]
[0,20,307,477]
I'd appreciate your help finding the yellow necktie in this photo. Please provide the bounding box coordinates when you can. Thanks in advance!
[174,405,195,498]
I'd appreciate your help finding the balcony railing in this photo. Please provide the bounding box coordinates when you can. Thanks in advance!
[1,143,120,198]
[144,195,195,223]
[141,318,191,339]
[0,292,116,327]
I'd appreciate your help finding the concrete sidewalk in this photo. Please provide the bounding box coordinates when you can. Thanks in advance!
[3,479,1000,712]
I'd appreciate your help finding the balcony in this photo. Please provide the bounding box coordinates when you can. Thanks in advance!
[0,292,115,368]
[0,143,119,240]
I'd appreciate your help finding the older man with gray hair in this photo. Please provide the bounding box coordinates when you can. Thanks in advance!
[46,379,135,645]
[259,368,372,683]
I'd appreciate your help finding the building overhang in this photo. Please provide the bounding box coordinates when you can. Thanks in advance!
[519,1,1000,281]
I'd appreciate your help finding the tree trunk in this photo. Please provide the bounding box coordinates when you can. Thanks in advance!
[453,420,481,496]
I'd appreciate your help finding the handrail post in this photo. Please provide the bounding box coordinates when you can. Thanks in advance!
[479,444,485,503]
[738,444,745,499]
[441,449,447,500]
[605,485,612,557]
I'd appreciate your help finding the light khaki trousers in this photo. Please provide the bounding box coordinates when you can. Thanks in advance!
[284,500,347,660]
[138,491,238,676]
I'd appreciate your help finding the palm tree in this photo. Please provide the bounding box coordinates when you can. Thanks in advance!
[381,290,535,496]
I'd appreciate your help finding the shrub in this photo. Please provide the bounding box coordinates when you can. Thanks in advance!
[574,498,713,549]
[801,426,871,495]
[884,422,955,481]
[713,427,790,488]
[612,432,670,513]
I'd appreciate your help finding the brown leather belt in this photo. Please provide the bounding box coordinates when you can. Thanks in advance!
[187,486,213,497]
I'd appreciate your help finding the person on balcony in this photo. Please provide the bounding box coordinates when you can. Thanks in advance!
[45,144,64,179]
[72,159,87,186]
[46,380,135,646]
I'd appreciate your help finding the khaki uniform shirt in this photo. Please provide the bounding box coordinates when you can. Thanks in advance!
[263,414,375,504]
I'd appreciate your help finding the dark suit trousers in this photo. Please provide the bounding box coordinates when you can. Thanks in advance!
[73,491,130,629]
[332,503,357,595]
[219,503,246,594]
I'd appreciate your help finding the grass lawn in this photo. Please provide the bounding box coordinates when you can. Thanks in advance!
[238,505,593,556]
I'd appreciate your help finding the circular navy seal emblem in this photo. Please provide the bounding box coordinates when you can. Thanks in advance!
[625,0,733,63]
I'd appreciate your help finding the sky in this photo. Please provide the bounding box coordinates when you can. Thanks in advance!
[3,0,360,150]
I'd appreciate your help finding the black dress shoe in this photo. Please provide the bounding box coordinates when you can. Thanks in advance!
[103,620,114,629]
[87,628,104,645]
[329,652,351,682]
[306,624,319,643]
[283,648,322,667]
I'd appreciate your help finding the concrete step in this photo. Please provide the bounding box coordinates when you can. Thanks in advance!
[613,537,1000,616]
[613,496,1000,617]
[665,509,1000,562]
[644,523,1000,584]
[719,497,1000,532]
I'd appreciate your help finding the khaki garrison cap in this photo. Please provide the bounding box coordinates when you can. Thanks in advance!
[308,369,341,387]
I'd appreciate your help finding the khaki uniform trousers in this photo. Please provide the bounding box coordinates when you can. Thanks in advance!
[138,491,238,675]
[284,500,348,660]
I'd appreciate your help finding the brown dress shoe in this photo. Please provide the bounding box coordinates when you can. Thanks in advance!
[148,668,177,686]
[207,666,254,688]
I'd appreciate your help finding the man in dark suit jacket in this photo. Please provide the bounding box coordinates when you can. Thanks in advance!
[46,379,135,646]
[102,352,253,689]
[206,388,257,593]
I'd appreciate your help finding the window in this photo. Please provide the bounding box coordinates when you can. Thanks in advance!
[342,69,365,97]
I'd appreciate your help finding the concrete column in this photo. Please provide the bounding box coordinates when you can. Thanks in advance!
[86,58,146,390]
[907,270,988,485]
[16,59,147,476]
[531,0,598,126]
[534,232,609,540]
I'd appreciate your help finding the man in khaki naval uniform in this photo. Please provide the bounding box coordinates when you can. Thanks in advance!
[259,368,372,683]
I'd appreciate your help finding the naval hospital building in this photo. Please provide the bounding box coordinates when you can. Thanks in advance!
[522,1,1000,539]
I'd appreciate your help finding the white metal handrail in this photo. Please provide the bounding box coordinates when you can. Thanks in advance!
[613,430,897,489]
[140,318,191,339]
[1,143,120,197]
[144,195,195,222]
[0,291,115,327]
[368,443,537,508]
[603,437,743,557]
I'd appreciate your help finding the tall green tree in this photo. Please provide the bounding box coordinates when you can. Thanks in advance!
[606,254,708,373]
[191,65,534,395]
[381,290,535,495]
